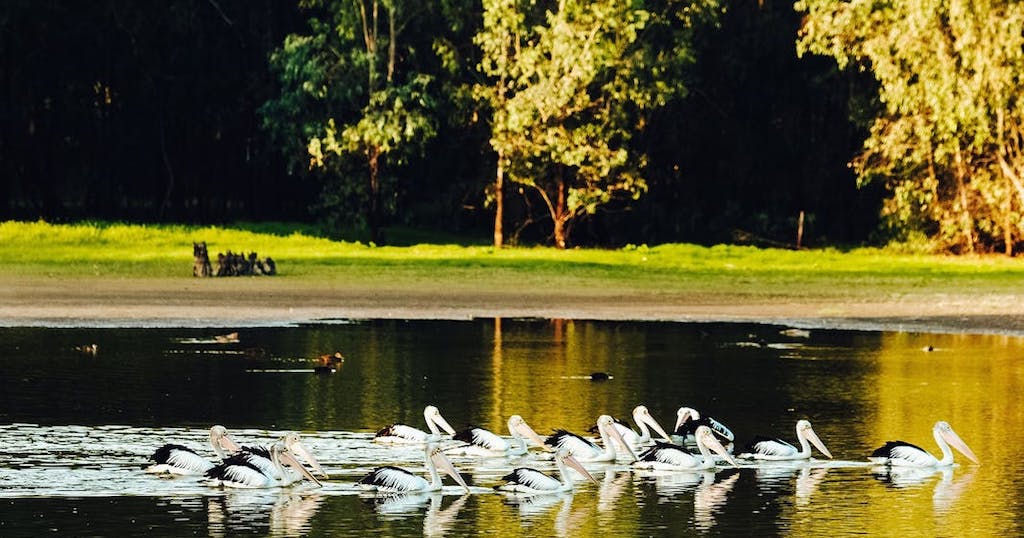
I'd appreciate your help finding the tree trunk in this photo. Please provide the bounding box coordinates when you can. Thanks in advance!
[493,151,504,248]
[367,148,382,244]
[953,146,975,253]
[553,177,567,249]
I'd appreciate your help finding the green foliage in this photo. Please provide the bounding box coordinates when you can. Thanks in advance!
[796,0,1024,254]
[262,1,445,243]
[475,0,720,248]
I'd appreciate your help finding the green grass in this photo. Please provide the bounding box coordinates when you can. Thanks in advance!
[2,220,1023,299]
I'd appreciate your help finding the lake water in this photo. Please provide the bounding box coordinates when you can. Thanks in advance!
[0,319,1021,537]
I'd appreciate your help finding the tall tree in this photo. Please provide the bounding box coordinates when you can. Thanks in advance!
[797,0,1024,254]
[263,0,437,244]
[476,0,719,248]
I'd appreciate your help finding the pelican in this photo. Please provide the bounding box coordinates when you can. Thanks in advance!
[145,425,242,476]
[674,407,735,444]
[869,421,979,467]
[446,415,550,457]
[357,444,470,493]
[496,448,599,494]
[545,415,638,462]
[374,405,456,444]
[739,419,833,461]
[634,426,739,471]
[232,432,329,479]
[593,405,673,449]
[205,442,322,488]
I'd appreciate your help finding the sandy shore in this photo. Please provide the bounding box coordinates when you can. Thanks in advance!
[3,275,1024,335]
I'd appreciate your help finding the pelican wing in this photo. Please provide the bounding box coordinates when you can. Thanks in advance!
[206,455,269,488]
[499,468,561,492]
[745,436,797,457]
[545,430,600,456]
[454,426,507,451]
[639,441,700,466]
[871,441,936,466]
[147,444,213,475]
[375,424,428,442]
[241,445,271,459]
[677,416,734,442]
[357,466,428,492]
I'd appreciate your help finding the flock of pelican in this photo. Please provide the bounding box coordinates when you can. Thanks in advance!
[145,405,979,495]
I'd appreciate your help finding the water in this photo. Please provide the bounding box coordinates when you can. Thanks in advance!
[0,320,1021,536]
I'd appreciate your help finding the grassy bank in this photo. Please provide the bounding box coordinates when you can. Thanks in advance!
[2,220,1023,301]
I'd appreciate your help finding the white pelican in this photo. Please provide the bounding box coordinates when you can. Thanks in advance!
[869,420,979,467]
[593,405,673,449]
[633,426,739,470]
[145,425,242,476]
[232,432,329,479]
[545,415,638,462]
[674,407,735,444]
[495,448,599,494]
[205,442,322,488]
[446,415,550,457]
[374,405,456,444]
[357,443,471,493]
[739,419,833,461]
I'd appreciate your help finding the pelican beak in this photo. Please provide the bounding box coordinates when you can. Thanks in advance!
[432,413,457,437]
[288,440,329,479]
[280,449,322,487]
[641,413,674,443]
[218,433,242,454]
[430,449,470,492]
[704,434,739,467]
[942,428,980,464]
[806,427,833,459]
[563,453,599,484]
[604,421,638,461]
[514,421,550,450]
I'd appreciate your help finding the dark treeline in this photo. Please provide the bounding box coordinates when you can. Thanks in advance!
[0,0,882,247]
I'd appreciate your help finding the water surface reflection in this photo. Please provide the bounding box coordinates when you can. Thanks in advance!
[0,320,1021,536]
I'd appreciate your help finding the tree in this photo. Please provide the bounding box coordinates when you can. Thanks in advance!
[476,0,719,248]
[796,0,1024,254]
[263,0,437,244]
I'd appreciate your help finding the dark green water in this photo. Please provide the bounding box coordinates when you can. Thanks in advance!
[0,320,1020,536]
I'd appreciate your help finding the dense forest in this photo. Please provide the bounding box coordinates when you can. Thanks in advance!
[5,1,1010,251]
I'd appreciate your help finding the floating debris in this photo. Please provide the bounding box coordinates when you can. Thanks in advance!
[74,344,99,356]
[214,332,240,344]
[780,328,811,338]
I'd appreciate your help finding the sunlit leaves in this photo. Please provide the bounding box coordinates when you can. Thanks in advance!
[797,0,1024,253]
[476,0,718,247]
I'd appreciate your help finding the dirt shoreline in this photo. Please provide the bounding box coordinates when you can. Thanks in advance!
[3,276,1024,335]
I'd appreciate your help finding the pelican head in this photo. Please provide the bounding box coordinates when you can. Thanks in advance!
[597,415,638,461]
[695,426,739,467]
[271,442,322,487]
[424,405,457,437]
[508,415,550,450]
[935,421,979,464]
[210,425,241,458]
[634,405,673,442]
[675,407,699,433]
[797,420,833,459]
[427,444,470,492]
[556,448,599,484]
[281,432,329,479]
